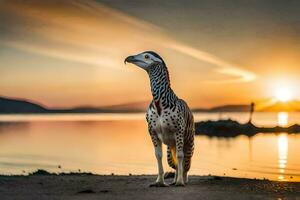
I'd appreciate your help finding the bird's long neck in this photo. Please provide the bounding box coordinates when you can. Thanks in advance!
[148,63,178,114]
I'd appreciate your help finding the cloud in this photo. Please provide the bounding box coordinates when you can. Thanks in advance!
[163,42,256,82]
[0,0,256,82]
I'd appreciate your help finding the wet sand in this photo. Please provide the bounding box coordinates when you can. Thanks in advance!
[0,174,299,200]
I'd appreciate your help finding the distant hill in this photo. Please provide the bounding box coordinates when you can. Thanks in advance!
[204,105,251,112]
[1,96,300,114]
[101,101,149,112]
[0,97,48,113]
[259,100,300,112]
[0,96,144,114]
[0,96,249,114]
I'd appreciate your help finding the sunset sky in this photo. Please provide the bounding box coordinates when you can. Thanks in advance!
[0,0,300,109]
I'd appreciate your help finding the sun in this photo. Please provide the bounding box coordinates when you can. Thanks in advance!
[274,87,293,102]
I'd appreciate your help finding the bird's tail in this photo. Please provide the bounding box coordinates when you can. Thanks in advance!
[167,112,195,172]
[167,143,194,172]
[183,110,195,172]
[167,146,177,170]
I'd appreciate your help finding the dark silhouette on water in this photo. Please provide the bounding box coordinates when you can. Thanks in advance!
[195,119,300,137]
[248,102,255,124]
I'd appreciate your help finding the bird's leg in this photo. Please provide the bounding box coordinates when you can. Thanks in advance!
[183,171,188,184]
[170,167,178,185]
[175,150,184,186]
[175,130,185,186]
[168,146,177,185]
[149,141,168,187]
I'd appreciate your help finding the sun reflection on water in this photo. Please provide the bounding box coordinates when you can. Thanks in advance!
[277,134,288,181]
[277,112,288,127]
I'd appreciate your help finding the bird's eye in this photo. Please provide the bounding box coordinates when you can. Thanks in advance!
[144,55,149,59]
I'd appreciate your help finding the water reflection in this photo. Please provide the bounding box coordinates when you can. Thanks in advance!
[0,122,29,130]
[0,113,299,182]
[277,112,288,127]
[277,134,288,181]
[248,137,253,161]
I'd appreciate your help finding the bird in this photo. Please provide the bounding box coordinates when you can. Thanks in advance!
[125,51,195,186]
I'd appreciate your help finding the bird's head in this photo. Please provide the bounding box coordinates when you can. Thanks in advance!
[124,51,165,71]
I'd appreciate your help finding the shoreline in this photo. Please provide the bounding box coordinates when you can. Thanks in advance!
[1,171,299,200]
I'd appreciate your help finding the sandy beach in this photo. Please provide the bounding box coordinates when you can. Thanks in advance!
[0,173,299,200]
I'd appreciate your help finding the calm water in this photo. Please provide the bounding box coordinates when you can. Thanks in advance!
[0,112,299,182]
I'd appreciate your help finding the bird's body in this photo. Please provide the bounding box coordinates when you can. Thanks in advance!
[125,51,194,186]
[146,98,195,174]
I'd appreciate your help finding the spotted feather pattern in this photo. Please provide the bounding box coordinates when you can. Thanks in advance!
[145,60,194,173]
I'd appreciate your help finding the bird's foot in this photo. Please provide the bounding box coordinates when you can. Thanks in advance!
[174,181,185,187]
[149,182,169,187]
[169,181,176,186]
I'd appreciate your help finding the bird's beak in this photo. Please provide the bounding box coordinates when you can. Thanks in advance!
[124,55,136,64]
